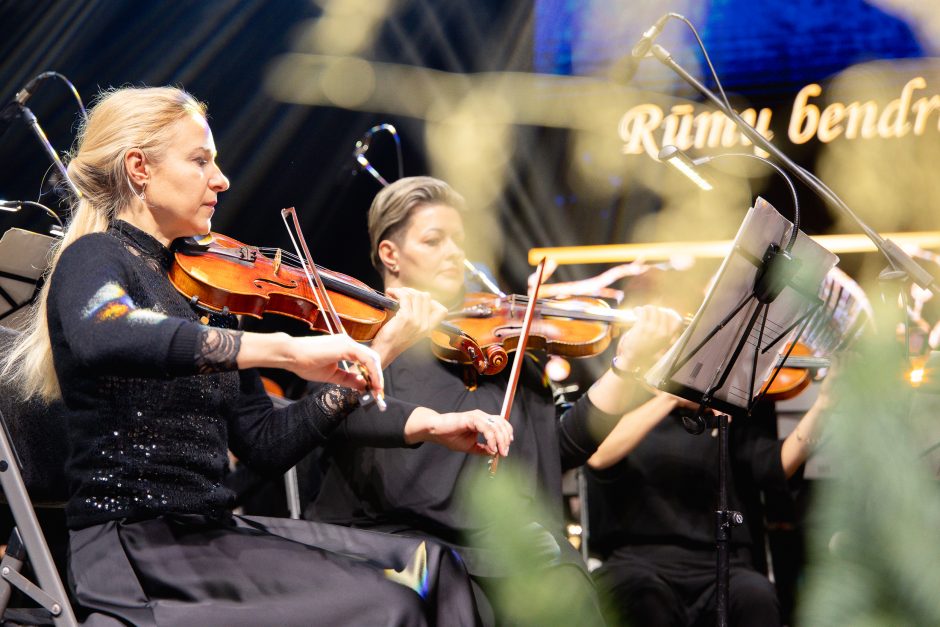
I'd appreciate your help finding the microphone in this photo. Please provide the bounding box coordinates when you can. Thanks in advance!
[631,13,671,59]
[353,123,398,157]
[351,124,399,186]
[1,72,55,138]
[14,72,53,106]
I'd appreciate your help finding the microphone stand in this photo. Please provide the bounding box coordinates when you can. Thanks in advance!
[15,104,81,201]
[649,43,939,297]
[647,42,860,627]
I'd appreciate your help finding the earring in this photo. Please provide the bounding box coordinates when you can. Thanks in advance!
[390,265,399,274]
[124,175,147,203]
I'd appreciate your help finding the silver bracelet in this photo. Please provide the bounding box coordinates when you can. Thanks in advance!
[610,356,641,380]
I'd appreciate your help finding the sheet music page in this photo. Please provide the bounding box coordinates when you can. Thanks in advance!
[645,198,839,411]
[0,228,55,330]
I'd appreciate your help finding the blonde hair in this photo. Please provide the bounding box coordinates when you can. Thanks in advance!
[367,176,466,274]
[0,86,207,401]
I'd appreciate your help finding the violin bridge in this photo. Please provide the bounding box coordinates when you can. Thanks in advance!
[273,248,282,275]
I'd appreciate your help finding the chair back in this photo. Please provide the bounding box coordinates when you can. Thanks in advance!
[0,328,69,505]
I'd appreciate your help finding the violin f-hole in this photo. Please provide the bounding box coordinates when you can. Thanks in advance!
[493,325,523,339]
[253,277,300,290]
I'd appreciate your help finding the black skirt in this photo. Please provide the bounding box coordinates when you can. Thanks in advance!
[68,513,480,626]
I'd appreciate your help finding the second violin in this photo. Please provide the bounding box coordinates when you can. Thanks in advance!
[433,292,640,375]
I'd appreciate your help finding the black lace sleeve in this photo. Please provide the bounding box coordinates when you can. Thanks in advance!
[314,384,361,419]
[193,327,243,374]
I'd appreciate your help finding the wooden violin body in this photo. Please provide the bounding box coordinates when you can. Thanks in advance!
[170,232,489,373]
[170,233,397,341]
[433,292,615,375]
[762,342,829,401]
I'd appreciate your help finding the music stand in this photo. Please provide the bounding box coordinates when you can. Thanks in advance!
[0,229,54,331]
[645,197,838,625]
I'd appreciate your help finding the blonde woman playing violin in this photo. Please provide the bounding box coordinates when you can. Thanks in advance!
[0,87,513,626]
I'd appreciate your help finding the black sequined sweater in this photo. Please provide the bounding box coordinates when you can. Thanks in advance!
[47,221,383,529]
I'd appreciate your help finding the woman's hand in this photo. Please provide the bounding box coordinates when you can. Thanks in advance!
[404,407,513,457]
[286,334,384,389]
[370,287,449,364]
[615,305,684,371]
[239,332,384,400]
[587,306,683,416]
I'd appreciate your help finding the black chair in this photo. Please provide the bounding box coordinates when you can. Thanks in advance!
[0,328,77,626]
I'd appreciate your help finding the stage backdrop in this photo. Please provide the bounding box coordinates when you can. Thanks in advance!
[1,0,937,309]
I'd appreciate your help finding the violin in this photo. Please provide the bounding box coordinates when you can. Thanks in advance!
[169,232,488,372]
[438,292,835,397]
[762,342,830,400]
[433,292,639,375]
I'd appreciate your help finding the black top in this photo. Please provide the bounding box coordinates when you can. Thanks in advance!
[312,339,620,559]
[585,401,788,558]
[47,221,365,529]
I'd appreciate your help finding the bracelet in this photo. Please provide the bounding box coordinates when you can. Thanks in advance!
[610,356,642,380]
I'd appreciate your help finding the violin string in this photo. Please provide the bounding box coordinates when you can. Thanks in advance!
[255,251,609,316]
[257,246,397,307]
[258,244,622,325]
[258,247,349,280]
[501,294,583,308]
[258,247,305,267]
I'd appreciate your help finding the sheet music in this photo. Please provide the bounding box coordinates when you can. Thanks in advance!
[645,198,839,411]
[0,228,55,330]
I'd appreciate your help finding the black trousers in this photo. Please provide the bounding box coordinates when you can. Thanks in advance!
[68,513,480,626]
[593,544,780,627]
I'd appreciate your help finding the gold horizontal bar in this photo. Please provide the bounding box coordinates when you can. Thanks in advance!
[528,231,940,265]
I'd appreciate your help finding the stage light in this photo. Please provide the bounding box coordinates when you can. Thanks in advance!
[657,145,713,191]
[529,232,940,265]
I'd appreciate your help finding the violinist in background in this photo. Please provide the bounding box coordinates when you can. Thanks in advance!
[0,86,509,626]
[309,175,683,625]
[585,358,841,626]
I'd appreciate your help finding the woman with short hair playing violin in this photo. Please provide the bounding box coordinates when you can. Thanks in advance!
[310,175,684,626]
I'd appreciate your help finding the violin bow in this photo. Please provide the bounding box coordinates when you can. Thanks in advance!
[280,207,386,411]
[489,257,548,477]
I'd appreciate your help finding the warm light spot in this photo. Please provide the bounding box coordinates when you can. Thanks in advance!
[320,57,375,108]
[545,355,572,382]
[909,367,925,386]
